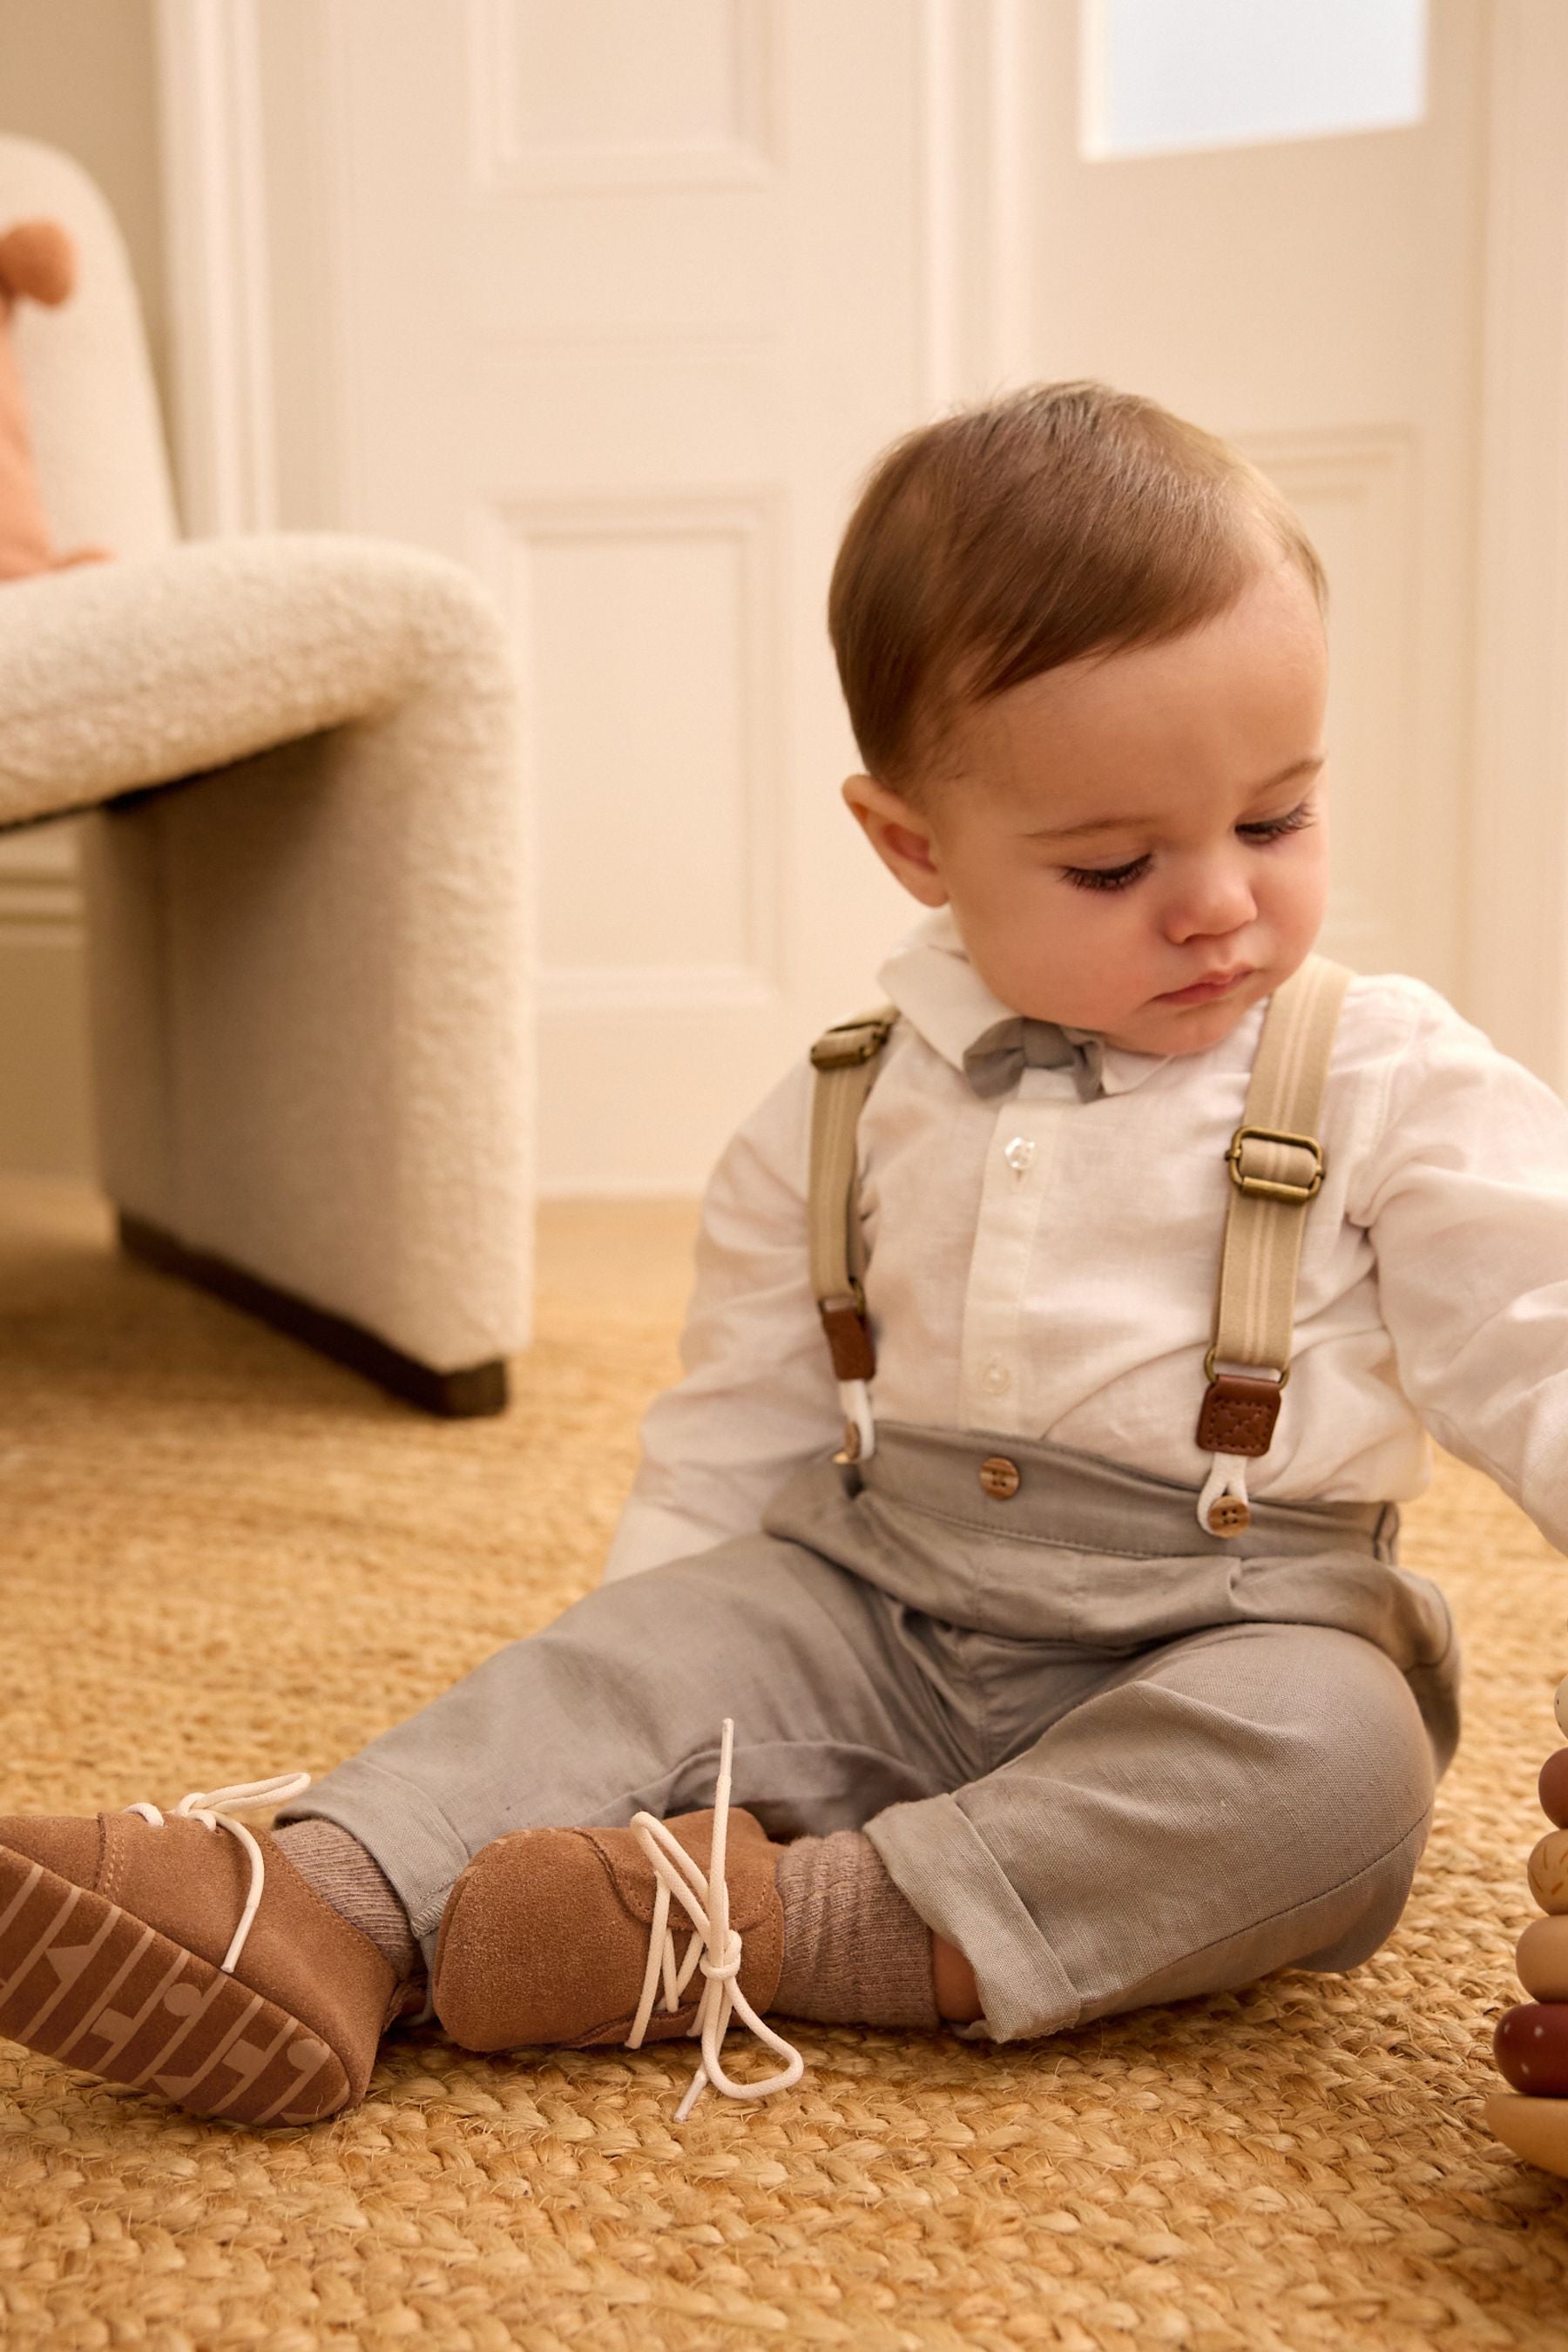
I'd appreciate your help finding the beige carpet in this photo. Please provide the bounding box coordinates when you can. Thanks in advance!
[2,1177,1567,2350]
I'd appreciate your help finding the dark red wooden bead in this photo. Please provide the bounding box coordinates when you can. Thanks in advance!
[1541,1747,1568,1828]
[1495,2003,1568,2094]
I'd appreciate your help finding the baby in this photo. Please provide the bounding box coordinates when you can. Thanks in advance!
[10,377,1562,2132]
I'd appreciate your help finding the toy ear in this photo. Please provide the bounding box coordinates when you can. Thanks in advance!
[0,220,76,307]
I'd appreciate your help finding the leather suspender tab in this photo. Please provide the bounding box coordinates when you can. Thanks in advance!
[1196,1371,1283,1458]
[819,1294,876,1381]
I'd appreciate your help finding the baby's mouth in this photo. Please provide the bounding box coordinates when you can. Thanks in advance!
[1156,965,1253,1005]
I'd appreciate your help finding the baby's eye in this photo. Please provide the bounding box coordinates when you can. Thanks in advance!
[1237,801,1316,844]
[1061,855,1149,895]
[1059,801,1316,895]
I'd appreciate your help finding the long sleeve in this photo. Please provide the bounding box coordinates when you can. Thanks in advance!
[600,1056,844,1582]
[1357,981,1568,1555]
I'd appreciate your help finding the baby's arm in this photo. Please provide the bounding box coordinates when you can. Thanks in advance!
[601,1053,846,1582]
[1358,980,1568,1550]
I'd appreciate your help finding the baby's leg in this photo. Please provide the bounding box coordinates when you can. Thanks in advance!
[862,1619,1445,2043]
[282,1531,972,1967]
[0,1536,972,2125]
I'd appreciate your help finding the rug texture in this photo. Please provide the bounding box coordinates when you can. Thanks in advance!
[2,1178,1567,2350]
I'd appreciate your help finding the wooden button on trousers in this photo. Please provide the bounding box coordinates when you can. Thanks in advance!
[979,1456,1021,1499]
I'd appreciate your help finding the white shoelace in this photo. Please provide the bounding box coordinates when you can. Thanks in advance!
[625,1719,804,2122]
[125,1773,313,1974]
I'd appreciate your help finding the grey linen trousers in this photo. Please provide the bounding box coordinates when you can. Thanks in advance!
[287,1424,1459,2043]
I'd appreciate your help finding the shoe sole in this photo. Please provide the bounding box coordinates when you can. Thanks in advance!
[0,1846,350,2125]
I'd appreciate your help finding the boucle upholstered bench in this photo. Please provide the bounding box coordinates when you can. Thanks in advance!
[0,137,531,1416]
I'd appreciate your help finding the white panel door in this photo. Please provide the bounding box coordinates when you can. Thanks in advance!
[260,0,923,1195]
[250,0,1488,1195]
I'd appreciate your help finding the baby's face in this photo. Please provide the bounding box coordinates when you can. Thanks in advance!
[847,560,1331,1055]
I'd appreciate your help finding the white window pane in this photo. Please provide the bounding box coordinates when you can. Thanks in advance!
[1084,0,1428,159]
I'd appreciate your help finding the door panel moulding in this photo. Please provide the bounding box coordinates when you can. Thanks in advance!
[467,0,779,194]
[1240,425,1424,983]
[472,490,787,1017]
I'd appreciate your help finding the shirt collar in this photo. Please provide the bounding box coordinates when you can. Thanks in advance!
[875,909,1174,1098]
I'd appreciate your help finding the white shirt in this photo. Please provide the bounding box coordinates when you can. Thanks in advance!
[603,909,1568,1581]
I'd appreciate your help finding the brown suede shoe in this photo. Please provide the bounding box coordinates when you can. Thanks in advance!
[0,1777,400,2126]
[434,1804,785,2048]
[433,1748,803,2118]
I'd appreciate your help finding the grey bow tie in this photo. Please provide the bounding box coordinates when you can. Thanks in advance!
[963,1017,1105,1103]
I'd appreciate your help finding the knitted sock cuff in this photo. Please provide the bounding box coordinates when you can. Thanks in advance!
[274,1818,422,1986]
[773,1829,940,2030]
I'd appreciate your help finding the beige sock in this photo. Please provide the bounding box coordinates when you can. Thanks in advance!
[274,1819,422,1984]
[773,1830,940,2029]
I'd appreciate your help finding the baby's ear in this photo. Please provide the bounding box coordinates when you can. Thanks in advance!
[841,775,947,908]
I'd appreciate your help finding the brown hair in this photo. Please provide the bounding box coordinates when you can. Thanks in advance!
[828,381,1325,788]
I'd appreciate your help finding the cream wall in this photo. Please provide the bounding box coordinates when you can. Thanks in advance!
[0,0,166,1175]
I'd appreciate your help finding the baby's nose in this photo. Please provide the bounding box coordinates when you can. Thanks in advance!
[1166,860,1258,937]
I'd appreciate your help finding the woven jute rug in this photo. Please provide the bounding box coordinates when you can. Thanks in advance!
[2,1177,1567,2350]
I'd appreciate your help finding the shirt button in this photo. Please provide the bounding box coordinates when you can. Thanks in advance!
[982,1360,1011,1396]
[1004,1135,1037,1175]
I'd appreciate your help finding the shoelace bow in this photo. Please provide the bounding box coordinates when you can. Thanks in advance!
[124,1773,312,1974]
[625,1719,804,2121]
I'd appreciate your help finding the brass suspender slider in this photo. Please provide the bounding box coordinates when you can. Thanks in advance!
[1226,1125,1324,1204]
[810,1015,896,1071]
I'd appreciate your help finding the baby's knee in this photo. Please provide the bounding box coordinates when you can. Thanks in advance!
[1299,1631,1437,1854]
[1291,1801,1431,1973]
[1265,1632,1436,1971]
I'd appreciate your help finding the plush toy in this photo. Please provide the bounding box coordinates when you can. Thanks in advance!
[0,217,105,582]
[1486,1674,1568,2177]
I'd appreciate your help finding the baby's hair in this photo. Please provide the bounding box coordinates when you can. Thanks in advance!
[828,380,1326,790]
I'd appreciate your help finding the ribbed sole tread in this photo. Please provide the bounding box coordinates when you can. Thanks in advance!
[0,1845,349,2125]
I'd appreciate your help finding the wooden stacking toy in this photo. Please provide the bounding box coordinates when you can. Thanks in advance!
[1485,1673,1568,2177]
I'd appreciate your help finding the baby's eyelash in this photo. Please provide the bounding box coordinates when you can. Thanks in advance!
[1061,801,1318,894]
[1060,859,1148,894]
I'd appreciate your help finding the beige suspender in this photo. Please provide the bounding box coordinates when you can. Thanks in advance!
[808,1008,898,1459]
[806,955,1350,1524]
[1193,954,1351,1534]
